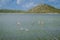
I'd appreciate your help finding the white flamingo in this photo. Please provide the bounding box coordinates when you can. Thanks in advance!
[25,28,29,32]
[38,20,44,24]
[16,21,21,25]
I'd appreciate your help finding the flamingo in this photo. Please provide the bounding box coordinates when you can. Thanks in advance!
[16,21,21,26]
[38,20,44,24]
[25,28,29,32]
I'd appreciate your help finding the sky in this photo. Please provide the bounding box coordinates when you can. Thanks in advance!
[0,0,60,10]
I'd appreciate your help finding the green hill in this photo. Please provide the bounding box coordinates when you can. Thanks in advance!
[0,4,60,13]
[28,4,60,13]
[0,9,25,13]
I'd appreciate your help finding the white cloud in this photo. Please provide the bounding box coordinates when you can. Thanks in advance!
[17,0,20,4]
[25,2,34,8]
[22,2,37,9]
[16,0,24,5]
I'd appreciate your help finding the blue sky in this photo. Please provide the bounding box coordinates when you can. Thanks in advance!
[0,0,60,10]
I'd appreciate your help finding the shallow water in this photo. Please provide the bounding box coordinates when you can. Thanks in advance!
[0,13,60,40]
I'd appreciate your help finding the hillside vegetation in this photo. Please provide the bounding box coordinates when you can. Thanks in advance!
[0,9,25,13]
[0,4,60,13]
[28,4,60,13]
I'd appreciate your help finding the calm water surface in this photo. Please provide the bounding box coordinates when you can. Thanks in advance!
[0,13,60,40]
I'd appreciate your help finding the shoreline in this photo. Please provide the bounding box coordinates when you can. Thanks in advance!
[0,13,59,14]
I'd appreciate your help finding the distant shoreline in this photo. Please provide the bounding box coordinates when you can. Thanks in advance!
[0,13,59,14]
[0,4,60,13]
